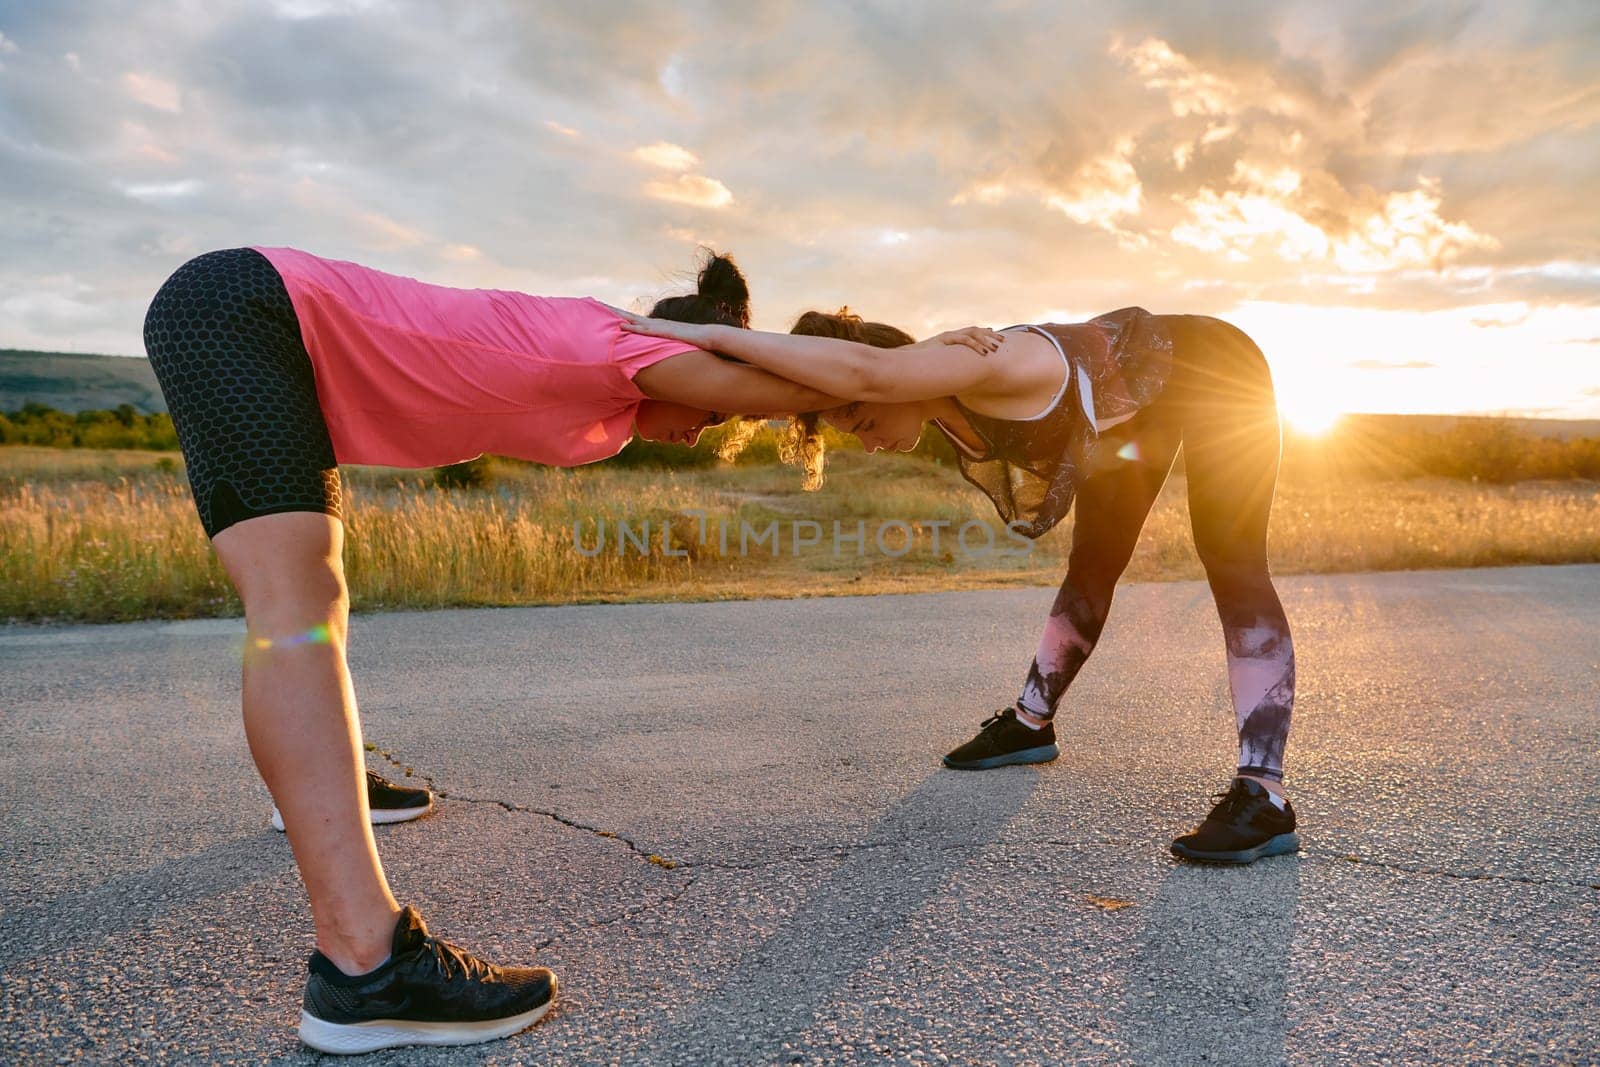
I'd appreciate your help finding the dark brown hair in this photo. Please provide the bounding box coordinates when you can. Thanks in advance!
[790,308,916,348]
[649,248,751,328]
[719,306,915,490]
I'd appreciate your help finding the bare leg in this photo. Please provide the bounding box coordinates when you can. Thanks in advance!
[213,511,399,974]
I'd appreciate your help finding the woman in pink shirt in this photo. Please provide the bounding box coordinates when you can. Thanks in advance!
[141,246,913,1053]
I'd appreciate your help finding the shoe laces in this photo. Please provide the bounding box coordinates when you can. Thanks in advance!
[1208,781,1253,820]
[978,708,1015,731]
[423,935,493,984]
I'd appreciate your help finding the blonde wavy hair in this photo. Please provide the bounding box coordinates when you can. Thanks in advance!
[716,307,916,490]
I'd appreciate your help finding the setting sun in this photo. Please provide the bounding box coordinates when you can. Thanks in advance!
[1278,394,1344,435]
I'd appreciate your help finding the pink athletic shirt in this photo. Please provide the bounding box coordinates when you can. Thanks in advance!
[252,247,698,468]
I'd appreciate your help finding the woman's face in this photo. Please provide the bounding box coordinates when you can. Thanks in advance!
[635,400,721,446]
[821,400,927,453]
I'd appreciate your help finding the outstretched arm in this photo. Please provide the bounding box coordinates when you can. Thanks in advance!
[617,314,1007,404]
[633,349,845,415]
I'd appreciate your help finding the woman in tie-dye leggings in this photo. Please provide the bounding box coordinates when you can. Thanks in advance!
[618,305,1300,864]
[961,313,1299,864]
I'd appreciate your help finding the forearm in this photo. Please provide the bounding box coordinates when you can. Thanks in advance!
[623,315,997,403]
[632,349,844,414]
[721,367,844,415]
[694,324,881,399]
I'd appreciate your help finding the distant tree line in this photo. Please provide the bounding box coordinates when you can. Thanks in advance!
[1,402,178,450]
[5,402,1600,484]
[1280,416,1600,484]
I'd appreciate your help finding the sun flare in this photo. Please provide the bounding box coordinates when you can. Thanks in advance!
[1278,393,1345,435]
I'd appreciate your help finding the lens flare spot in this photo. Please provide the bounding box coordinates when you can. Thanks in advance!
[248,623,333,652]
[1116,441,1142,462]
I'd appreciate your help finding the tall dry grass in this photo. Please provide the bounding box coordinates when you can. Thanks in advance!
[5,443,1600,623]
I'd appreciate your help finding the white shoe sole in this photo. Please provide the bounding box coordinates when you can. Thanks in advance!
[271,799,433,833]
[297,994,554,1055]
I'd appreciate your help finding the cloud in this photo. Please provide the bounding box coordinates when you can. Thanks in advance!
[1045,140,1144,227]
[632,142,699,171]
[1108,29,1503,276]
[1170,167,1497,272]
[643,174,733,209]
[269,0,387,17]
[0,0,1593,419]
[1348,359,1437,370]
[119,179,204,201]
[1471,309,1531,328]
[358,212,426,249]
[121,72,181,113]
[1115,35,1297,120]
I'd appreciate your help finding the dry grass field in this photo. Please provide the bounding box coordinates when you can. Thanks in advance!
[4,439,1598,623]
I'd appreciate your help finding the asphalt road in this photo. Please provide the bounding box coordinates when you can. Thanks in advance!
[2,565,1597,1065]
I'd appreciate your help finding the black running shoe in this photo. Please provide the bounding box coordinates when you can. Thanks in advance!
[272,770,434,832]
[299,906,556,1055]
[1170,777,1300,864]
[942,707,1059,770]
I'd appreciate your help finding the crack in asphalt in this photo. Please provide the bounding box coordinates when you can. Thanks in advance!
[1306,851,1600,891]
[368,743,683,870]
[445,793,684,869]
[534,875,700,953]
[365,743,1143,882]
[366,744,1600,897]
[365,744,701,962]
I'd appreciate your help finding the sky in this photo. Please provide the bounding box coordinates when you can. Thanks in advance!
[1,0,1596,427]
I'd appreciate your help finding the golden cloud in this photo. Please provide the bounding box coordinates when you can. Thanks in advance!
[631,142,700,172]
[1171,168,1496,271]
[644,174,734,209]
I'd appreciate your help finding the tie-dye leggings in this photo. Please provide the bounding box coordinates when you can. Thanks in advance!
[1015,315,1294,781]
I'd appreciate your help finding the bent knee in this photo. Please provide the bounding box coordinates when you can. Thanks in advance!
[212,513,346,613]
[250,560,345,606]
[234,561,348,642]
[1200,554,1281,606]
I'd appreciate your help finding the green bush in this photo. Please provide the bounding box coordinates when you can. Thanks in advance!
[1,403,178,449]
[433,455,496,488]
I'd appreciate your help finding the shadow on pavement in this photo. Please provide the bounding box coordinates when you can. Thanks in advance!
[634,766,1044,1063]
[1116,853,1302,1064]
[0,831,296,966]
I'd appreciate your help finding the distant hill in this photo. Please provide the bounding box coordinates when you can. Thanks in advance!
[1,349,166,414]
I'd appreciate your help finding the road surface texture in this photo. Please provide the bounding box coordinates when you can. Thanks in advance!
[3,565,1597,1065]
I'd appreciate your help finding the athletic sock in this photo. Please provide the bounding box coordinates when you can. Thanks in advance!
[1237,766,1288,807]
[1013,703,1049,730]
[329,951,393,981]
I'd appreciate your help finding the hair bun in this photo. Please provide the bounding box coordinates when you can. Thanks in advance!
[697,251,750,309]
[647,248,752,329]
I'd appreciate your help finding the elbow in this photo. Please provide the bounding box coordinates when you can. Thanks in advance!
[850,353,899,403]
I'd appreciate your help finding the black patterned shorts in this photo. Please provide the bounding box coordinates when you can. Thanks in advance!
[143,248,343,539]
